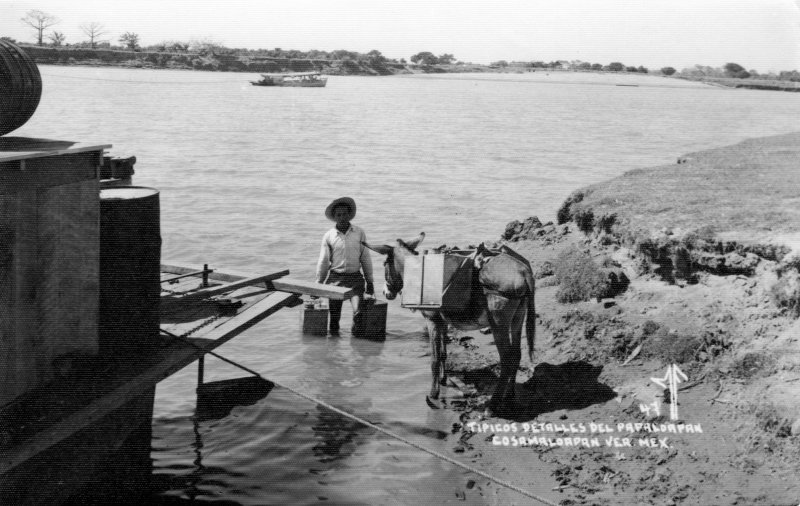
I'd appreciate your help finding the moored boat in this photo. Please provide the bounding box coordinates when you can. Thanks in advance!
[251,72,327,87]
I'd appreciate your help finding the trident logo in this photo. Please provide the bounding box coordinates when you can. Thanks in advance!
[651,364,688,420]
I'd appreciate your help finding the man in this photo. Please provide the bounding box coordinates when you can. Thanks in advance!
[316,197,374,336]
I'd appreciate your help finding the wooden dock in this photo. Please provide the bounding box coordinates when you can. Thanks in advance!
[0,136,362,503]
[0,263,354,504]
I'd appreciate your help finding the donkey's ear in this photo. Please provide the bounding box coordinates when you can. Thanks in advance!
[362,242,393,255]
[400,232,425,252]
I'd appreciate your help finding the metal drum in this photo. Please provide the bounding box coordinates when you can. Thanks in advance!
[0,40,42,136]
[99,187,162,359]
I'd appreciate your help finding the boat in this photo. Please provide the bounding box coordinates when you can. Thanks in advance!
[251,72,328,87]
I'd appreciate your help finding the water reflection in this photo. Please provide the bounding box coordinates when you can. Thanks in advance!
[299,333,382,465]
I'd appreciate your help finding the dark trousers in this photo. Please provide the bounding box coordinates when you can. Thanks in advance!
[325,271,365,334]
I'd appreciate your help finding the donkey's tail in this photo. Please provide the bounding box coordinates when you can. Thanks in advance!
[524,267,536,363]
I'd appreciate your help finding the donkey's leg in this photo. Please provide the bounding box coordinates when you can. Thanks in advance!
[487,320,509,415]
[485,297,512,415]
[440,322,448,387]
[427,317,445,400]
[505,301,526,407]
[486,296,522,416]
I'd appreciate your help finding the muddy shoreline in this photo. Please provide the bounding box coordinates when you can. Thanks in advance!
[438,132,800,505]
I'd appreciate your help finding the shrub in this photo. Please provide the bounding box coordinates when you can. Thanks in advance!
[753,403,792,437]
[553,246,607,303]
[646,329,701,364]
[556,191,585,225]
[769,270,800,317]
[573,209,594,234]
[730,352,776,379]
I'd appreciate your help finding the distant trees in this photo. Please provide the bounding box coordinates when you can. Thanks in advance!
[437,53,455,64]
[724,62,750,79]
[47,31,66,46]
[410,51,439,65]
[366,49,387,66]
[150,40,190,52]
[189,37,224,54]
[119,32,140,50]
[607,62,624,72]
[80,22,108,49]
[660,66,677,76]
[330,49,360,61]
[778,70,800,82]
[20,10,60,46]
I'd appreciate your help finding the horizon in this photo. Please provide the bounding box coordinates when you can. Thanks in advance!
[2,0,799,73]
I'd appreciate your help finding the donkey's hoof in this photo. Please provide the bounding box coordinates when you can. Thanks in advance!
[426,396,442,409]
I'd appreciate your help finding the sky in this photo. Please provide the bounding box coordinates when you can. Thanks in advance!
[2,0,799,72]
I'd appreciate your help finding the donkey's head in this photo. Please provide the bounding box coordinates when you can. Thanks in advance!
[363,232,425,300]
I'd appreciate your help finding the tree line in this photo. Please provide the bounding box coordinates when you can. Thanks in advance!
[13,9,800,82]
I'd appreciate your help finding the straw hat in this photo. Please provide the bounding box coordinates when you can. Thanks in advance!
[325,197,356,221]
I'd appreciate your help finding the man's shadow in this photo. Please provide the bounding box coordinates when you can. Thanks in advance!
[463,361,617,421]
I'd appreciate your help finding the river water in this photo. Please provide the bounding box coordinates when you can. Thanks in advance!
[15,66,800,504]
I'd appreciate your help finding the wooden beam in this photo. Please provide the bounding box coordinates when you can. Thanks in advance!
[271,279,354,300]
[161,263,356,300]
[161,270,290,307]
[0,291,298,474]
[161,263,249,283]
[160,269,213,284]
[0,152,102,193]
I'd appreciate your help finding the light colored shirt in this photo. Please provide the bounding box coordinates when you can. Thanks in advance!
[316,224,373,284]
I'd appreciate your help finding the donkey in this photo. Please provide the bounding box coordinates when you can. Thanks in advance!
[363,233,535,416]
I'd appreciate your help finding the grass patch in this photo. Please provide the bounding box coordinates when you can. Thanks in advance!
[553,246,607,303]
[730,352,777,380]
[769,270,800,317]
[564,133,800,247]
[749,403,793,442]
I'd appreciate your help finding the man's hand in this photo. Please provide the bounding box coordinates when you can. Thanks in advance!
[365,281,374,296]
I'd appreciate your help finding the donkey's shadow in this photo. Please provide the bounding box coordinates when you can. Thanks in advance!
[462,361,617,421]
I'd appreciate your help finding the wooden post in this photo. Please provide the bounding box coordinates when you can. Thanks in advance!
[197,355,205,390]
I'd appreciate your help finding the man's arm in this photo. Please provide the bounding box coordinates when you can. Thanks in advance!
[359,230,374,294]
[316,233,331,284]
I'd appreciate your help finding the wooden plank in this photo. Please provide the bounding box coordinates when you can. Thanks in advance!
[160,269,211,284]
[4,190,39,405]
[161,262,251,283]
[160,274,218,296]
[161,290,273,337]
[271,279,354,300]
[38,180,100,361]
[0,138,111,163]
[0,291,298,474]
[161,263,355,299]
[0,152,101,194]
[161,270,289,307]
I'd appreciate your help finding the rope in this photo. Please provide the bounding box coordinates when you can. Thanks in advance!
[163,329,559,506]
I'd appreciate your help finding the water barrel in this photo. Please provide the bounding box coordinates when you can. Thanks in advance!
[0,40,42,136]
[99,187,162,359]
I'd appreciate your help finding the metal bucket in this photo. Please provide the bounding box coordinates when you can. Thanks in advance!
[99,187,162,359]
[0,40,42,136]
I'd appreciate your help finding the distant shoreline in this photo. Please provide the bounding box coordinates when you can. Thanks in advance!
[20,45,800,91]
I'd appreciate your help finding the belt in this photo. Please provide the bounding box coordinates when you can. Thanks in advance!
[332,270,361,275]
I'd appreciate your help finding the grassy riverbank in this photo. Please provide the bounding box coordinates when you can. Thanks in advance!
[439,132,800,505]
